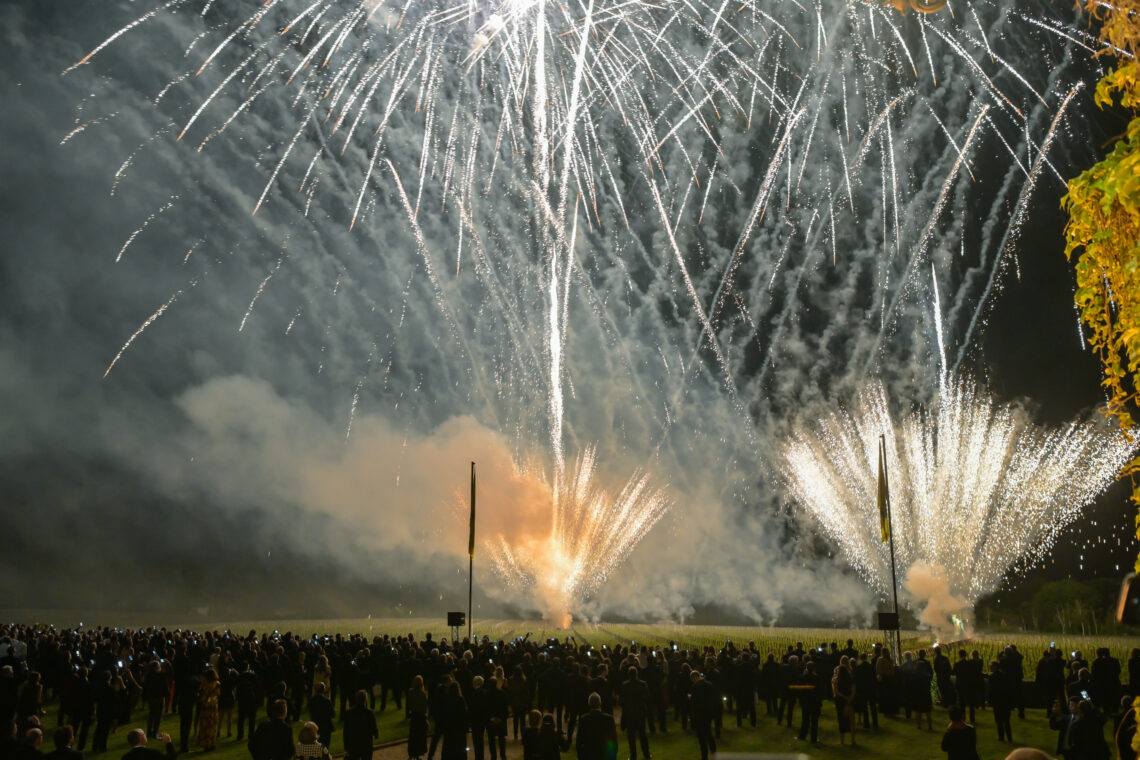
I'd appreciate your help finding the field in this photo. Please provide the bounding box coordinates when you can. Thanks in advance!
[11,615,1140,760]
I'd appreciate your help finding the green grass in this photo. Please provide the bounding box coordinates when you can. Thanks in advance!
[17,616,1140,760]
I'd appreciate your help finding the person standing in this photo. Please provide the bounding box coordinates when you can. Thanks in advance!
[988,661,1015,744]
[342,691,377,760]
[406,677,428,760]
[439,683,468,760]
[92,672,116,754]
[832,661,856,747]
[853,653,877,730]
[308,683,334,753]
[196,669,220,751]
[142,665,166,741]
[793,663,821,744]
[689,672,717,760]
[250,700,294,760]
[484,677,508,760]
[618,668,649,760]
[574,694,615,760]
[235,664,260,743]
[468,677,488,760]
[940,706,979,760]
[509,668,530,741]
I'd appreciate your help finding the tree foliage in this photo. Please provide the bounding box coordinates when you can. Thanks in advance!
[1063,1,1140,574]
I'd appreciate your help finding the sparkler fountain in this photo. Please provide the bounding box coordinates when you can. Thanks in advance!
[781,377,1136,635]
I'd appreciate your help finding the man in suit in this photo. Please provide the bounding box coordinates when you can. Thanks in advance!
[121,729,175,760]
[1049,696,1081,760]
[574,693,616,760]
[618,668,649,760]
[308,683,334,751]
[249,700,294,760]
[43,726,83,760]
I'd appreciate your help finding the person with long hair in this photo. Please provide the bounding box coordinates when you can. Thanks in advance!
[197,669,221,751]
[509,667,530,741]
[406,676,428,760]
[833,659,857,746]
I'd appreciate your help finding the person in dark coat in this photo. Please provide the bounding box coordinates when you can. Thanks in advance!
[484,677,508,760]
[1069,700,1110,760]
[933,647,955,707]
[793,663,821,744]
[439,682,468,760]
[1090,649,1122,711]
[853,653,878,730]
[406,676,429,760]
[70,671,94,753]
[1037,649,1066,718]
[121,730,175,760]
[142,664,167,740]
[176,674,199,755]
[574,694,615,760]
[954,650,983,724]
[91,672,117,754]
[235,664,260,743]
[940,706,979,760]
[689,672,717,760]
[342,691,378,760]
[618,668,649,760]
[308,683,334,752]
[42,726,83,760]
[988,661,1016,743]
[521,711,542,760]
[249,700,294,760]
[1049,697,1082,760]
[467,677,488,760]
[776,656,799,728]
[909,651,934,731]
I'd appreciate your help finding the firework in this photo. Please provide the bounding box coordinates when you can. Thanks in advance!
[781,377,1135,628]
[488,446,669,627]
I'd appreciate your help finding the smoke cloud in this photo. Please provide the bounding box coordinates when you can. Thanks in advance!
[903,562,972,640]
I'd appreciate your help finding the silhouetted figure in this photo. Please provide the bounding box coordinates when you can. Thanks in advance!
[574,694,614,760]
[342,692,377,760]
[940,706,979,760]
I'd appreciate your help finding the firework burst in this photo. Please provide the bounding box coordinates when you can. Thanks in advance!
[488,445,669,626]
[781,377,1135,626]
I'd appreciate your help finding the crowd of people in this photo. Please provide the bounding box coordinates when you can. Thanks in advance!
[0,623,1137,760]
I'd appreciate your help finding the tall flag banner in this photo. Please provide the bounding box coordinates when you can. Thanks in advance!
[469,462,476,558]
[878,436,891,543]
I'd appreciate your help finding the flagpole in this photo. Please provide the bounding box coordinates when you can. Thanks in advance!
[882,435,901,659]
[468,461,475,642]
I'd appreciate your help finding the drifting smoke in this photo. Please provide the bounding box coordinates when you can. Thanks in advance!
[902,561,972,640]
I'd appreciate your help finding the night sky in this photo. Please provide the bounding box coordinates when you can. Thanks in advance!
[0,0,1134,626]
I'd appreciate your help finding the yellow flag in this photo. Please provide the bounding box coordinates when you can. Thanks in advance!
[877,436,891,543]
